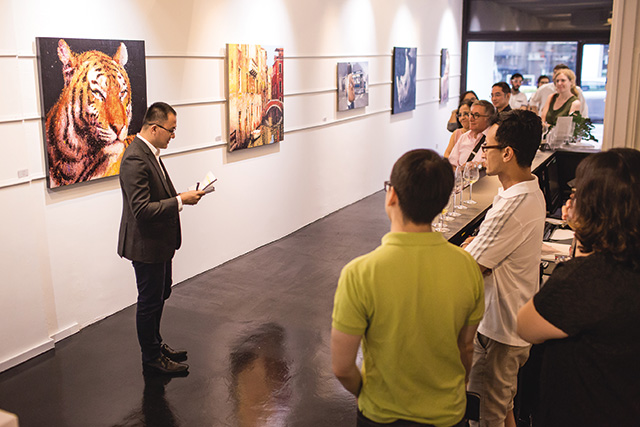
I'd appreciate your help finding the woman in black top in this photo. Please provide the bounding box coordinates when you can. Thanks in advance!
[517,148,640,427]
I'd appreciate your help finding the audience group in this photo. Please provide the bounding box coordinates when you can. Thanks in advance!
[330,63,640,426]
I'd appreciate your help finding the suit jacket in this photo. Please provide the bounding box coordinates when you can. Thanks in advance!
[117,136,181,263]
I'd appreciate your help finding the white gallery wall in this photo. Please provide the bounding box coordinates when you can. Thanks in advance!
[0,0,464,371]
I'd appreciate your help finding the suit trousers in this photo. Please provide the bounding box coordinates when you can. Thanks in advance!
[133,260,173,363]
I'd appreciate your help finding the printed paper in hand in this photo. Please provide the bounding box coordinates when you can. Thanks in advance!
[189,171,217,194]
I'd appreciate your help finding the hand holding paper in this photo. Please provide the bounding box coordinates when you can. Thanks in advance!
[189,171,217,194]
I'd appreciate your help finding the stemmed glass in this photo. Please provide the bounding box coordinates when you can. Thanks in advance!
[463,162,480,205]
[447,184,461,218]
[455,166,468,210]
[433,208,450,232]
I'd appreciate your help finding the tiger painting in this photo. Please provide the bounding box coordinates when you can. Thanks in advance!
[45,39,134,188]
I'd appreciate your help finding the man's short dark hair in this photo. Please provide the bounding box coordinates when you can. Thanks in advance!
[573,148,640,269]
[492,82,511,95]
[537,75,549,85]
[494,109,542,167]
[389,149,454,224]
[511,73,523,80]
[143,102,177,127]
[553,63,569,72]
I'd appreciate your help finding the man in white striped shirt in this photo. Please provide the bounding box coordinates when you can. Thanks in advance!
[462,109,545,427]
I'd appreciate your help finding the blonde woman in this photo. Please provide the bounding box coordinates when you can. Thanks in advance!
[540,68,581,127]
[444,99,473,159]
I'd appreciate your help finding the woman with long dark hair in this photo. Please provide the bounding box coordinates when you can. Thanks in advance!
[517,148,640,426]
[446,90,478,132]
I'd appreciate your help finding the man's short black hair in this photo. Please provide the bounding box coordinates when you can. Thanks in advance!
[511,73,523,80]
[537,75,549,85]
[143,102,177,127]
[553,63,569,72]
[492,82,511,95]
[494,109,542,168]
[389,149,454,225]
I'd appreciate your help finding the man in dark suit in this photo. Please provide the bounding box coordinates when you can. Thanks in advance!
[118,102,205,375]
[491,82,512,113]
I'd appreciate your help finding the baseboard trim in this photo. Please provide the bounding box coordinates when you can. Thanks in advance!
[51,323,80,343]
[0,339,54,373]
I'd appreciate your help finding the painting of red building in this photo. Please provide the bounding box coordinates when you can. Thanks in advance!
[228,44,284,152]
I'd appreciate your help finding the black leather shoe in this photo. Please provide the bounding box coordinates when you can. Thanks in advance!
[161,343,188,362]
[143,354,189,375]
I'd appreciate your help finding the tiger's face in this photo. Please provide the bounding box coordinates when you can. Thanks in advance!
[58,40,132,152]
[46,39,134,187]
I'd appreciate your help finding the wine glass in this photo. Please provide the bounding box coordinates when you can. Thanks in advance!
[455,166,467,211]
[447,187,460,218]
[463,162,479,205]
[433,208,450,232]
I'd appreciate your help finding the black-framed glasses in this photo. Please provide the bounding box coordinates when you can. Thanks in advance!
[150,123,176,135]
[384,180,392,192]
[457,112,470,118]
[470,113,489,119]
[481,144,505,153]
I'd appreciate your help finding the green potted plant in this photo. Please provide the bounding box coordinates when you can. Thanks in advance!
[569,111,598,143]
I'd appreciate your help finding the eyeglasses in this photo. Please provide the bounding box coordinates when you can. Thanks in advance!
[481,144,505,153]
[150,123,176,135]
[457,112,470,118]
[470,113,489,119]
[384,181,392,192]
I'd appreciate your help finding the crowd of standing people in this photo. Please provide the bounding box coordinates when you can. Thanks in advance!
[330,63,640,426]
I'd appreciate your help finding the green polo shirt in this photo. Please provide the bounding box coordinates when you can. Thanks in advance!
[332,232,484,426]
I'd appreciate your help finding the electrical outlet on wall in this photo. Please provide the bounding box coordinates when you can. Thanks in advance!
[17,169,28,178]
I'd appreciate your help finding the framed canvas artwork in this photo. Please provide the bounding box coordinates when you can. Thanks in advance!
[337,62,369,111]
[392,47,417,114]
[440,48,450,105]
[227,44,284,152]
[36,37,147,189]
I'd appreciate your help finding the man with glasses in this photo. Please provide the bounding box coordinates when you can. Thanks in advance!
[118,102,206,375]
[448,100,495,168]
[461,109,545,427]
[332,149,484,427]
[491,82,512,114]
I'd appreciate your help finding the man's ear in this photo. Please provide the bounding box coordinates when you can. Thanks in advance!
[503,146,516,163]
[385,186,399,208]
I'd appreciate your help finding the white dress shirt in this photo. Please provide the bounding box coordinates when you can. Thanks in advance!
[137,134,183,211]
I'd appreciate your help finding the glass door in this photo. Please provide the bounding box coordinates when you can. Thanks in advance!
[579,43,609,124]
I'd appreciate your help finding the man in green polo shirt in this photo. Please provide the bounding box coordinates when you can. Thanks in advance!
[331,149,484,427]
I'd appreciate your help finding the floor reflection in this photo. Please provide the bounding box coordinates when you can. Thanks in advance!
[114,374,181,427]
[228,323,291,427]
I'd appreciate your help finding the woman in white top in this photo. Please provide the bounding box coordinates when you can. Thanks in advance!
[444,99,473,159]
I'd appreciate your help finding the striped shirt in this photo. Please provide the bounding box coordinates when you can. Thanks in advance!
[466,176,545,347]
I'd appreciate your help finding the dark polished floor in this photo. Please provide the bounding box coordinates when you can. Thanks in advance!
[0,191,390,427]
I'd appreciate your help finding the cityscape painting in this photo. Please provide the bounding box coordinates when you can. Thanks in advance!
[337,62,369,111]
[227,44,284,152]
[392,47,417,114]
